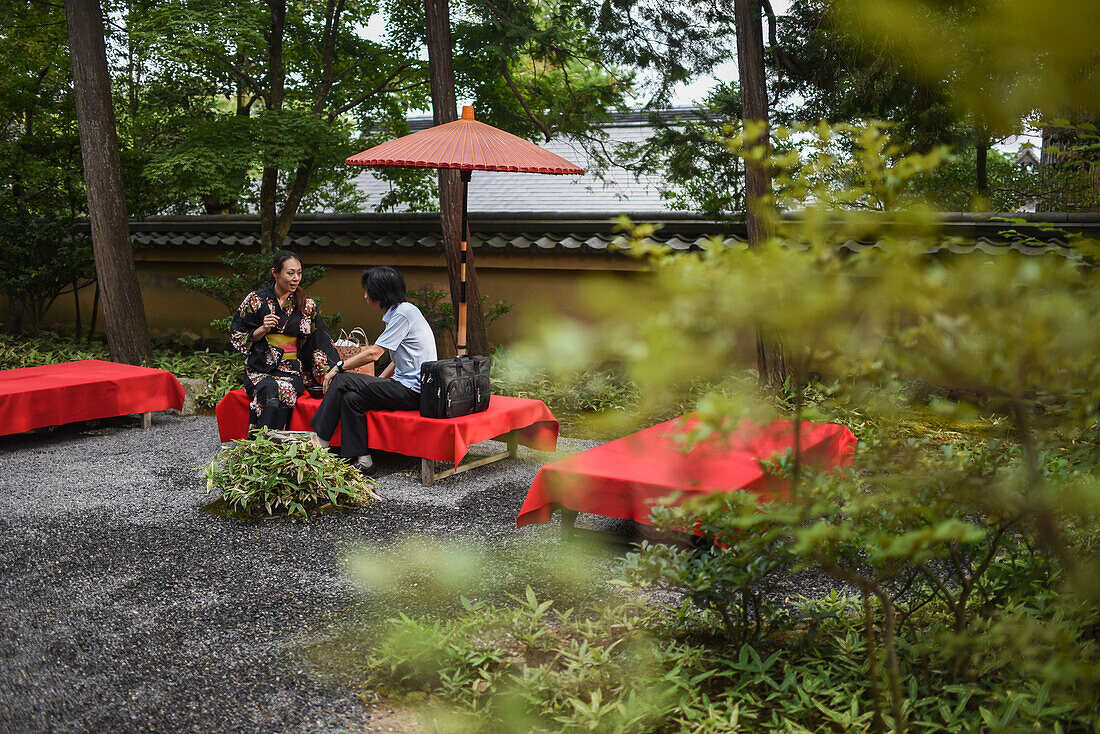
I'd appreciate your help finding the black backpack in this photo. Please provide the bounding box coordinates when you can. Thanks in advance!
[418,355,491,418]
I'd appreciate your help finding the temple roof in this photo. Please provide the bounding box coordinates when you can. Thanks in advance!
[127,211,1099,257]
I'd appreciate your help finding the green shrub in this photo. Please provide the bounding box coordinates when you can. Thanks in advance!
[177,251,329,327]
[0,210,94,334]
[0,330,109,369]
[350,116,1099,732]
[205,428,379,519]
[355,573,1099,733]
[491,349,638,412]
[620,489,799,645]
[152,349,244,409]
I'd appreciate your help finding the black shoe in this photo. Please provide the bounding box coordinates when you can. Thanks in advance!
[350,459,376,477]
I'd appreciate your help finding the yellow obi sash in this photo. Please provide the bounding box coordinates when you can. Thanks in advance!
[267,333,297,358]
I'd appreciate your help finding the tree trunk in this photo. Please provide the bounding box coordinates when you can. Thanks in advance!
[6,295,25,334]
[73,279,83,335]
[425,0,489,356]
[735,0,787,385]
[260,166,280,253]
[976,132,989,201]
[66,0,151,365]
[259,0,288,254]
[88,280,100,341]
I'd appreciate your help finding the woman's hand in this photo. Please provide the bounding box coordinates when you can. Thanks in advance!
[254,313,280,339]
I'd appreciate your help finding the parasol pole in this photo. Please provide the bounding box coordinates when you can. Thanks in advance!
[344,103,583,359]
[457,169,471,356]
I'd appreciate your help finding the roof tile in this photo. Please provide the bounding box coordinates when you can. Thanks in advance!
[118,213,1094,257]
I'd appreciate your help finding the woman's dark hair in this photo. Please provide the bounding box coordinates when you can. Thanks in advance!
[362,266,406,310]
[272,249,306,311]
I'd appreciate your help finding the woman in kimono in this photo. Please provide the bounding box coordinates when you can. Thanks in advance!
[230,250,339,430]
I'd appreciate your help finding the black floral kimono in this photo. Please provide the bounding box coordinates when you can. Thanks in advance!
[230,286,339,430]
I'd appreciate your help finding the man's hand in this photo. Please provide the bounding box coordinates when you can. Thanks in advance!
[323,367,338,394]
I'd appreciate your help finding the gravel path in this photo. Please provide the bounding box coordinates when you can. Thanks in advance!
[0,413,609,733]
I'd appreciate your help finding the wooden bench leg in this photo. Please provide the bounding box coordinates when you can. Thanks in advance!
[558,511,661,548]
[561,509,578,542]
[419,430,520,487]
[421,458,437,486]
[141,412,152,429]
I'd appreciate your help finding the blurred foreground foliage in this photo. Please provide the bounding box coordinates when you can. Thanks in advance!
[0,331,243,410]
[345,117,1099,732]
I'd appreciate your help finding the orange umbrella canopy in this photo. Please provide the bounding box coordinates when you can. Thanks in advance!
[346,106,584,175]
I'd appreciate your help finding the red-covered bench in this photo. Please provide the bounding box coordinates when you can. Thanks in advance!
[517,416,856,539]
[0,360,185,436]
[215,389,558,485]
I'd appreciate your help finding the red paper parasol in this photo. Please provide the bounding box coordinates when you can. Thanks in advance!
[347,106,584,354]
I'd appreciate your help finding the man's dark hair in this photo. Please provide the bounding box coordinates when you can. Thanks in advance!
[362,266,407,310]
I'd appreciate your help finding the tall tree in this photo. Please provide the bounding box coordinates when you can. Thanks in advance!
[777,1,1056,209]
[0,0,93,334]
[65,0,151,364]
[580,0,792,380]
[453,0,629,140]
[107,0,250,219]
[775,0,960,151]
[424,0,488,356]
[735,0,772,242]
[138,0,425,252]
[588,0,735,106]
[736,0,787,384]
[617,92,748,218]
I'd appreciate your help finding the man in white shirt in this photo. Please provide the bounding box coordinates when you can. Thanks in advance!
[310,266,438,474]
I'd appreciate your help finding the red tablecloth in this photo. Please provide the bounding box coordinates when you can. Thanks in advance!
[0,359,185,437]
[517,416,856,528]
[216,390,558,467]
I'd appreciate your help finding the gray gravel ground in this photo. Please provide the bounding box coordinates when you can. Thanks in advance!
[0,412,617,734]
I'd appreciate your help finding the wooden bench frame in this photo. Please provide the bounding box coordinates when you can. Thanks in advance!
[420,432,519,486]
[558,508,698,548]
[216,389,557,487]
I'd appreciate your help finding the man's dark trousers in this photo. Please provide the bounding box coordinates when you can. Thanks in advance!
[311,373,419,458]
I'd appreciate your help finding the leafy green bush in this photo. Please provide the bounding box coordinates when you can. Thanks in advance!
[620,489,799,645]
[616,421,1100,728]
[205,428,378,519]
[490,348,657,440]
[151,350,244,409]
[0,116,95,334]
[491,349,638,412]
[0,330,109,369]
[349,116,1099,732]
[355,568,1098,732]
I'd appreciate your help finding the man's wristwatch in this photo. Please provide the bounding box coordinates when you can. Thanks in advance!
[335,360,345,373]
